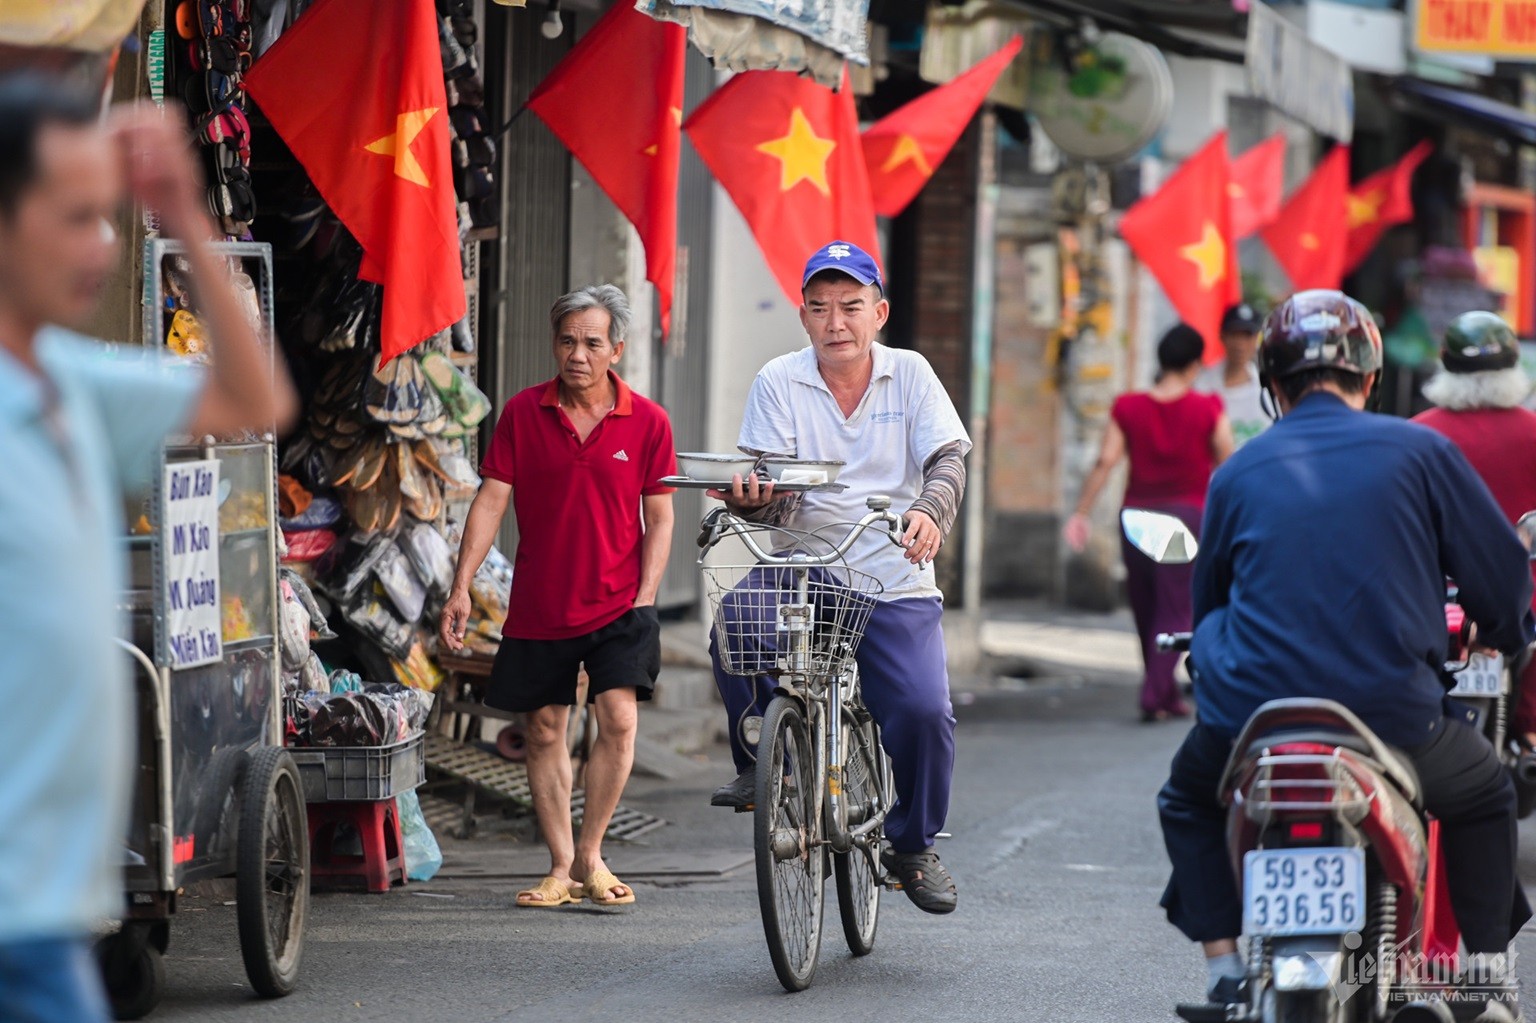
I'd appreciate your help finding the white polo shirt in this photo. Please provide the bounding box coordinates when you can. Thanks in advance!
[1196,362,1269,447]
[737,343,971,601]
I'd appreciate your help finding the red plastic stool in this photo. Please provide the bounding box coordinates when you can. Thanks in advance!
[307,799,406,893]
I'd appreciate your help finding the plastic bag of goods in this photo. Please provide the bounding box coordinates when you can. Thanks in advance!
[396,790,442,882]
[278,579,312,673]
[400,521,455,598]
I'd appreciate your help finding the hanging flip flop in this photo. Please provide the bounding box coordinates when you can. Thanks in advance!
[397,442,426,502]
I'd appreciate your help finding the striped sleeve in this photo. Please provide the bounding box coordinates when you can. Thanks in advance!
[908,441,967,536]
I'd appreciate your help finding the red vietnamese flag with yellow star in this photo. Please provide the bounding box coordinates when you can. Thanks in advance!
[1262,144,1350,292]
[862,36,1022,218]
[1344,141,1432,274]
[528,3,685,335]
[1228,133,1285,239]
[245,0,463,364]
[685,70,879,303]
[1118,131,1240,357]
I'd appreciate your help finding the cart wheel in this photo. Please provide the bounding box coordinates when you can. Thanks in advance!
[95,932,165,1020]
[236,747,308,998]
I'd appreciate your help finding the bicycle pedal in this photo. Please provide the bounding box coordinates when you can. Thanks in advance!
[733,803,755,814]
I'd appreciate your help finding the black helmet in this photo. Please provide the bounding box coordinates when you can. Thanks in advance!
[1442,311,1519,373]
[1258,290,1383,381]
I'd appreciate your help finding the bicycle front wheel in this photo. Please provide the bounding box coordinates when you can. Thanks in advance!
[754,695,825,992]
[834,715,887,956]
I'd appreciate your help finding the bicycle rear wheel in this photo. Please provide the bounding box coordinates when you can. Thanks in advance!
[834,715,887,956]
[754,695,825,992]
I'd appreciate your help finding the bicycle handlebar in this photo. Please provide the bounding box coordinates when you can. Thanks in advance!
[698,495,908,567]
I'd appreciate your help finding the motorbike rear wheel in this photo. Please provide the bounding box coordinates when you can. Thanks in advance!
[1266,989,1343,1023]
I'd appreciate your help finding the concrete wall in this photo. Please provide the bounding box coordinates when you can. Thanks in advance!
[1163,55,1248,159]
[704,188,806,453]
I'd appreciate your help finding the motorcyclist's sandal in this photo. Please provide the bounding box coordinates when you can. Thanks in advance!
[880,847,957,915]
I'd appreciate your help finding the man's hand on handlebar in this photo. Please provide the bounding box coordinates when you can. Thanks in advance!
[705,473,788,512]
[901,509,943,565]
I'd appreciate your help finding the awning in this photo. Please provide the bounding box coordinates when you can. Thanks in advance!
[992,0,1246,64]
[0,0,147,53]
[1394,77,1536,147]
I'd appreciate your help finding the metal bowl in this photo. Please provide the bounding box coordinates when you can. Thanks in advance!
[675,452,759,481]
[759,458,845,484]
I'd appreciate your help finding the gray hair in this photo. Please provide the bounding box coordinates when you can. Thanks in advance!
[549,284,631,346]
[1422,365,1533,411]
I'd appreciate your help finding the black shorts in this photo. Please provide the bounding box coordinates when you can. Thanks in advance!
[485,606,661,713]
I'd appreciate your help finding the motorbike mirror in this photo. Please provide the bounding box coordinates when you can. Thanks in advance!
[1120,509,1198,565]
[1519,511,1536,559]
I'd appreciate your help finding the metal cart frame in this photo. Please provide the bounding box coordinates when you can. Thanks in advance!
[99,240,307,1018]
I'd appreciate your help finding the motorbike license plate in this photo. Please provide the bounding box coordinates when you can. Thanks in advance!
[1449,652,1506,698]
[1243,848,1365,937]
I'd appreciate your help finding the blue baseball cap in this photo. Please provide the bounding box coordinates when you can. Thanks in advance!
[801,240,884,293]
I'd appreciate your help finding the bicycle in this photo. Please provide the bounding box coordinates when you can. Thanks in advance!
[699,495,905,992]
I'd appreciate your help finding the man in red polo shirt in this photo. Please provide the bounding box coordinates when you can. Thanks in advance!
[440,284,676,908]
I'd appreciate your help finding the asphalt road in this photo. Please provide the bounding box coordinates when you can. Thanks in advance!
[146,676,1536,1023]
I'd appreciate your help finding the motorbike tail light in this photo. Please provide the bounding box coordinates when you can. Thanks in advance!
[1288,821,1324,840]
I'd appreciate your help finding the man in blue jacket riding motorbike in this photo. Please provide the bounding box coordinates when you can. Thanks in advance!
[1157,291,1535,1021]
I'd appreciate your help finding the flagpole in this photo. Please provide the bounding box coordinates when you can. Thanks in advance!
[494,103,529,139]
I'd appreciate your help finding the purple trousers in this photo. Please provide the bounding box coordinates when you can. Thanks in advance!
[710,581,955,853]
[1121,502,1201,716]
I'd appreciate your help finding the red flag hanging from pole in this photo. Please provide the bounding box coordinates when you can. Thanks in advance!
[1343,141,1433,274]
[245,0,463,364]
[1261,144,1351,292]
[1228,133,1286,239]
[1118,131,1241,356]
[528,4,686,336]
[861,36,1022,218]
[685,70,879,304]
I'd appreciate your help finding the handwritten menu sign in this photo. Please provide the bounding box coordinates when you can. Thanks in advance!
[162,459,222,670]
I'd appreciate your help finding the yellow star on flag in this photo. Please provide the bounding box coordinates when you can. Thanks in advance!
[644,107,684,157]
[880,134,933,178]
[1347,189,1385,229]
[756,107,836,197]
[364,107,440,188]
[1300,232,1320,251]
[1178,222,1227,291]
[1227,183,1246,199]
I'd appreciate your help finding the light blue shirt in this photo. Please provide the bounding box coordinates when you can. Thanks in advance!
[0,328,202,942]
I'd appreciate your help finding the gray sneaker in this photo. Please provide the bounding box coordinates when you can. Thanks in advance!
[710,770,754,809]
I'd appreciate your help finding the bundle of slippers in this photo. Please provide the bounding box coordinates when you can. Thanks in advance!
[437,0,497,231]
[282,345,487,533]
[173,0,258,236]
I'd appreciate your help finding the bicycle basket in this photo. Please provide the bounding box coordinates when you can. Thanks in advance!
[702,561,883,678]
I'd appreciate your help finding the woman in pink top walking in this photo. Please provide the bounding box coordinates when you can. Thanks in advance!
[1065,324,1235,720]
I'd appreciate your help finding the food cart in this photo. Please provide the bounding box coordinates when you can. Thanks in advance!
[95,242,308,1019]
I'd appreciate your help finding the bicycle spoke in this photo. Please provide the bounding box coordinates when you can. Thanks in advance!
[755,699,824,990]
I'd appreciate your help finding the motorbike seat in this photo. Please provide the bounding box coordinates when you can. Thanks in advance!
[1243,729,1421,808]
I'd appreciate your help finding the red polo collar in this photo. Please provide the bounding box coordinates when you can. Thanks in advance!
[539,370,634,416]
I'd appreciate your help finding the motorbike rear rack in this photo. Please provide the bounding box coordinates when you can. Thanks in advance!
[1237,751,1374,825]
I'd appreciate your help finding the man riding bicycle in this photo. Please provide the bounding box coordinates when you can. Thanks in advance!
[705,240,969,914]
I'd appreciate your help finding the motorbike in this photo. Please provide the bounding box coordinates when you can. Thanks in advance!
[1119,508,1536,1023]
[1442,593,1536,818]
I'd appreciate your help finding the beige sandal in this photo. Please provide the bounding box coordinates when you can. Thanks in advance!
[515,875,583,908]
[583,868,635,906]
